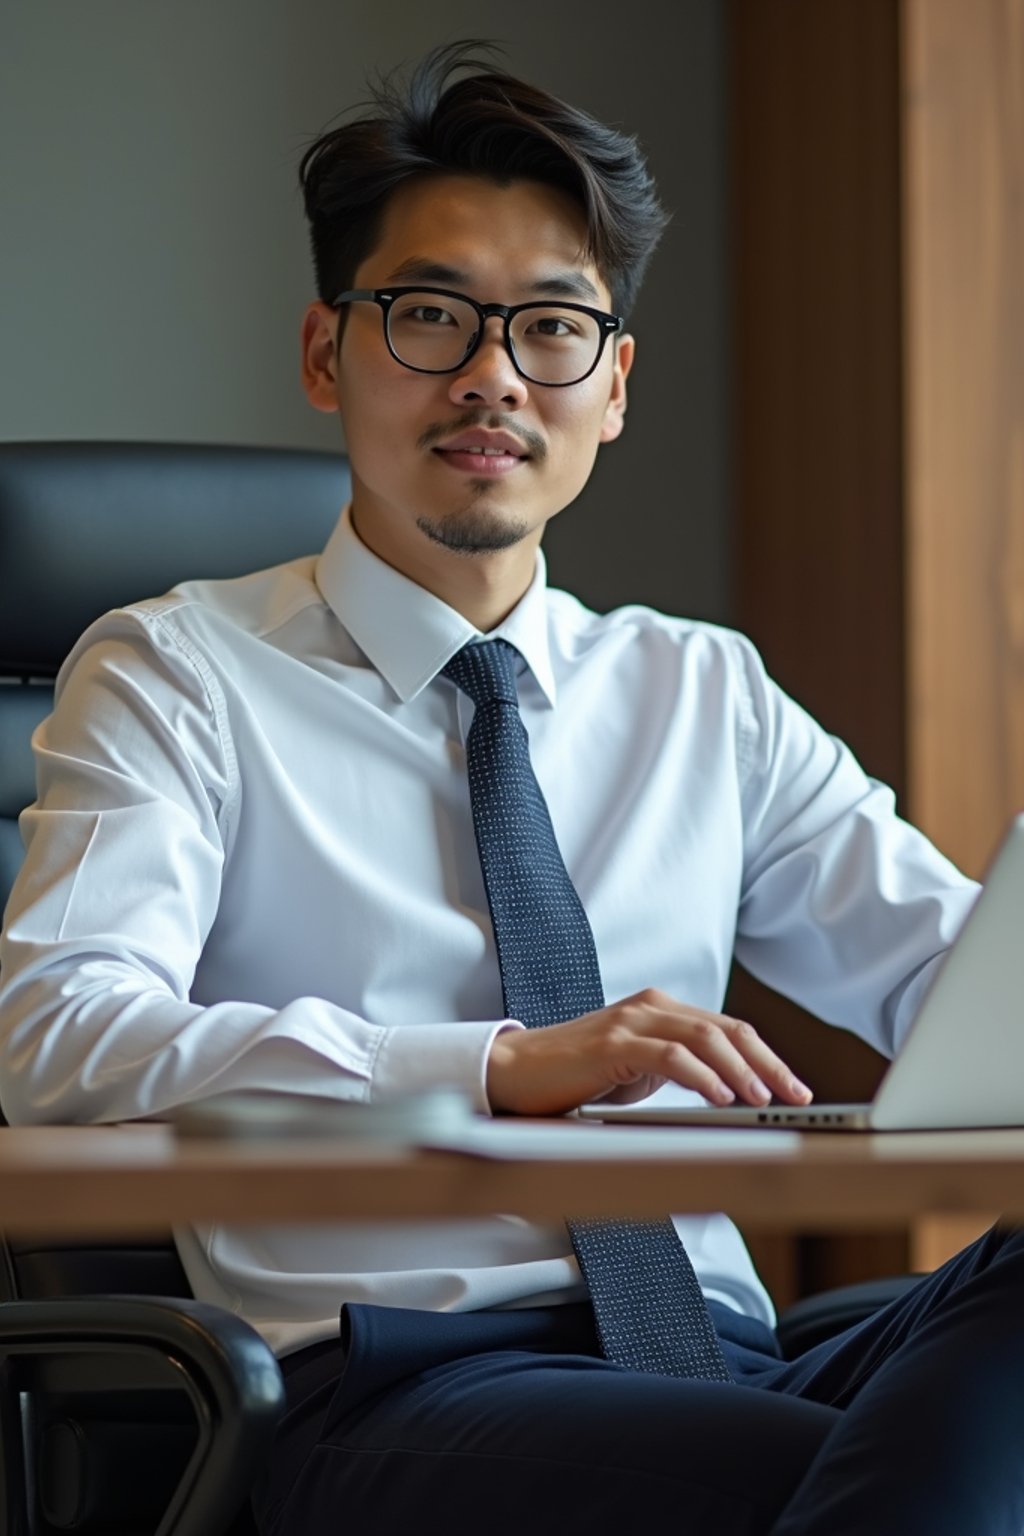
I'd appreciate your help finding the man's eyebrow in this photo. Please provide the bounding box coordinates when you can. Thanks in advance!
[383,258,604,306]
[527,272,603,304]
[384,258,468,287]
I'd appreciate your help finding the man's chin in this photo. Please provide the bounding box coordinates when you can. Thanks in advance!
[416,506,532,555]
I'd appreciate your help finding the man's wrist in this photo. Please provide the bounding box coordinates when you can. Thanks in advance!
[484,1021,526,1114]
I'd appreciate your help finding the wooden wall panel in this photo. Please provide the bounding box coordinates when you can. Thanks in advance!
[902,0,1024,876]
[897,0,1024,1283]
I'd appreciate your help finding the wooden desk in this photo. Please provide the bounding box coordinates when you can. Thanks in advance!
[0,1122,1020,1236]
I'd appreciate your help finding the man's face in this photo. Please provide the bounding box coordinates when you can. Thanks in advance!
[302,174,634,572]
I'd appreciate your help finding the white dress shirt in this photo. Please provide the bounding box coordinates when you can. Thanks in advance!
[0,507,978,1356]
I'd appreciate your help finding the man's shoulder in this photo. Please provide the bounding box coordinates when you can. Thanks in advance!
[126,554,323,642]
[55,554,326,703]
[546,586,762,675]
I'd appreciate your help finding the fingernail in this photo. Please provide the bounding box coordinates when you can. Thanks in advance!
[750,1079,771,1103]
[715,1085,736,1104]
[792,1079,812,1100]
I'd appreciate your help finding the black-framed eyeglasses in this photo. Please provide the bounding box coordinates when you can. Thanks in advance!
[331,286,623,387]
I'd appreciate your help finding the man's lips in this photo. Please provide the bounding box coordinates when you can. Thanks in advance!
[433,447,528,476]
[432,431,531,477]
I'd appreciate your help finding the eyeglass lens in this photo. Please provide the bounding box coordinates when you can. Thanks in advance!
[385,292,603,384]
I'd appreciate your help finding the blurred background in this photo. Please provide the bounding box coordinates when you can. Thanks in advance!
[2,0,1022,1298]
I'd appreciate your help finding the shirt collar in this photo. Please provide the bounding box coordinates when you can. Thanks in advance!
[315,506,557,707]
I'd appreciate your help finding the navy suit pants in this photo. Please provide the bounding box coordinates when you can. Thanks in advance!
[252,1222,1024,1535]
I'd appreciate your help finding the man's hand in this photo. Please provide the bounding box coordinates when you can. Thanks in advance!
[485,988,814,1116]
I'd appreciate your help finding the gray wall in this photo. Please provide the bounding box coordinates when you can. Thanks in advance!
[0,0,731,621]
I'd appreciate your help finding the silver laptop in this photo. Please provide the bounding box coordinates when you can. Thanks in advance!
[580,814,1024,1132]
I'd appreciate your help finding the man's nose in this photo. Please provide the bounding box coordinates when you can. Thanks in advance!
[448,317,529,410]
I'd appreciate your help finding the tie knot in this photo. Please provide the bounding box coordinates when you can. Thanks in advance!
[442,639,520,709]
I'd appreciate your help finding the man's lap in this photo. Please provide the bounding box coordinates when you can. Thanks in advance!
[251,1224,1024,1536]
[253,1302,838,1536]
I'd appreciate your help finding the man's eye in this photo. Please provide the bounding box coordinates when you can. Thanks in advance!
[408,306,456,325]
[527,317,576,338]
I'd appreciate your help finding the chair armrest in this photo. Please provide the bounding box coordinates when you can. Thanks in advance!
[0,1295,284,1536]
[775,1274,924,1359]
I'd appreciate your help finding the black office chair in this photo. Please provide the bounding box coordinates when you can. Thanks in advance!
[0,440,918,1534]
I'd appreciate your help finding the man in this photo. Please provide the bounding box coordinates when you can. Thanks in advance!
[1,42,1022,1536]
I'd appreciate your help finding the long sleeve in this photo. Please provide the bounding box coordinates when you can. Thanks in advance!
[0,608,507,1126]
[730,633,978,1057]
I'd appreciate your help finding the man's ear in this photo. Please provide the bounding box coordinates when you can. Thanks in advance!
[599,333,635,444]
[301,302,341,414]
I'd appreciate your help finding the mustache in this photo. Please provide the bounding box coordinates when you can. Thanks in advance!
[417,414,547,462]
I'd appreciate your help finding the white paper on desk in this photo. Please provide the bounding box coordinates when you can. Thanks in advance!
[425,1118,800,1159]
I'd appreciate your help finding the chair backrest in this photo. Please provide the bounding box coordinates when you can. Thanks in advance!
[0,440,350,918]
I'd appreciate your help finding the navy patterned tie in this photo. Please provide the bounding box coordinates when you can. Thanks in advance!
[444,638,732,1381]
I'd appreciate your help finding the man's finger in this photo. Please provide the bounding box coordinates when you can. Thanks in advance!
[717,1017,814,1102]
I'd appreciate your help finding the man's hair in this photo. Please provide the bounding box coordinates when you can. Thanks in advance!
[298,41,669,319]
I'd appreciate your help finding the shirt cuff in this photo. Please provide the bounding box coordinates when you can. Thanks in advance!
[372,1020,525,1114]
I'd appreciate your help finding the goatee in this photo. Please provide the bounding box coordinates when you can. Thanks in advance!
[416,506,530,554]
